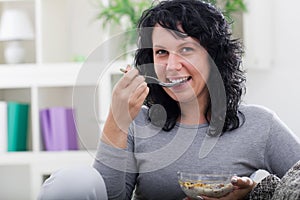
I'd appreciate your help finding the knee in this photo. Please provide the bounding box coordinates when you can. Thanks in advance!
[38,165,107,200]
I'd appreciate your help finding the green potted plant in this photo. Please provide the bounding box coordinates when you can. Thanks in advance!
[95,0,247,49]
[95,0,152,48]
[96,0,151,31]
[208,0,247,17]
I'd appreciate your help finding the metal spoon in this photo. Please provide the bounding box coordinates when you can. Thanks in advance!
[143,75,184,87]
[120,68,185,87]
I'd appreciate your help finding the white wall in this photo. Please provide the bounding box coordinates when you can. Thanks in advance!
[244,0,300,138]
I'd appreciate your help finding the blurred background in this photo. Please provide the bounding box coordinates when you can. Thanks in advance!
[0,0,299,199]
[243,0,300,137]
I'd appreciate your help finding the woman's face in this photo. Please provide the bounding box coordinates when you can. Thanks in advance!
[152,25,210,103]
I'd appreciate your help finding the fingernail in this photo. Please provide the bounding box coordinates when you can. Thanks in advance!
[120,68,127,73]
[231,177,238,183]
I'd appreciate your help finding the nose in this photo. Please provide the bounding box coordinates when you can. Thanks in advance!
[166,52,182,71]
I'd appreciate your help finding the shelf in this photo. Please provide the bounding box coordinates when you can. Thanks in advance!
[0,150,95,165]
[0,151,95,200]
[0,1,107,199]
[0,62,83,87]
[0,0,34,2]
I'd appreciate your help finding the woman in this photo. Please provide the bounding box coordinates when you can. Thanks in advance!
[94,0,300,199]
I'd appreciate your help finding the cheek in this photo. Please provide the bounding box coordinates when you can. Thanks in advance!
[196,65,210,82]
[192,57,210,82]
[154,64,165,78]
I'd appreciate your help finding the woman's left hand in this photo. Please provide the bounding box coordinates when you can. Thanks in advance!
[199,176,256,200]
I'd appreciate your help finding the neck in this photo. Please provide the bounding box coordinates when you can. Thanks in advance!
[179,96,209,125]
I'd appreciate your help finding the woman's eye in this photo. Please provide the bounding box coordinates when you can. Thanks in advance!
[155,49,168,56]
[181,47,193,54]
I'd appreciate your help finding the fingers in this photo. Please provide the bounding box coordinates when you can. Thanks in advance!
[200,195,222,200]
[127,75,146,92]
[118,68,140,89]
[130,82,149,104]
[110,67,149,132]
[128,82,149,116]
[199,177,256,200]
[231,176,256,189]
[113,67,144,96]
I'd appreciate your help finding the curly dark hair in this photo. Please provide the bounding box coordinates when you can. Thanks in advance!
[134,0,246,132]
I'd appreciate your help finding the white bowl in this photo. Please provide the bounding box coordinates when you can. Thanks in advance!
[178,172,234,198]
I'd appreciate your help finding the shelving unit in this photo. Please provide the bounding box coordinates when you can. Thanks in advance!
[0,64,103,199]
[0,0,124,199]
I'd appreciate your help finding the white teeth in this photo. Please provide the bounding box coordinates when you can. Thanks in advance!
[168,77,189,83]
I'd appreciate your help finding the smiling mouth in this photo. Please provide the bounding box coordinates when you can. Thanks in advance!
[167,76,192,84]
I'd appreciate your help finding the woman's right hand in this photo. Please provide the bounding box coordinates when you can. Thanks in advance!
[101,67,149,148]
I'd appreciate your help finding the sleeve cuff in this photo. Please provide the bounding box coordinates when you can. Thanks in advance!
[247,174,280,200]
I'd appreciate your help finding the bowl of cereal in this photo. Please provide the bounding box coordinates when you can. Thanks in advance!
[178,172,234,199]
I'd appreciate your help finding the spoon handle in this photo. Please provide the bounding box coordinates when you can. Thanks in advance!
[119,68,181,87]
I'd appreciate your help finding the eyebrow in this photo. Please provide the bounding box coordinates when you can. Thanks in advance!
[153,44,166,49]
[153,41,200,49]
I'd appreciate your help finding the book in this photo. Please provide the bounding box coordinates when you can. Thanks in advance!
[40,107,78,151]
[39,109,53,150]
[65,108,78,150]
[0,101,8,153]
[49,107,68,150]
[7,102,29,152]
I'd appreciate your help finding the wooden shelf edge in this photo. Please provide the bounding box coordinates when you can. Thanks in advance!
[0,150,96,165]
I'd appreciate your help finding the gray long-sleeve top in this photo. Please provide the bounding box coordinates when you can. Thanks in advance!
[93,104,300,200]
